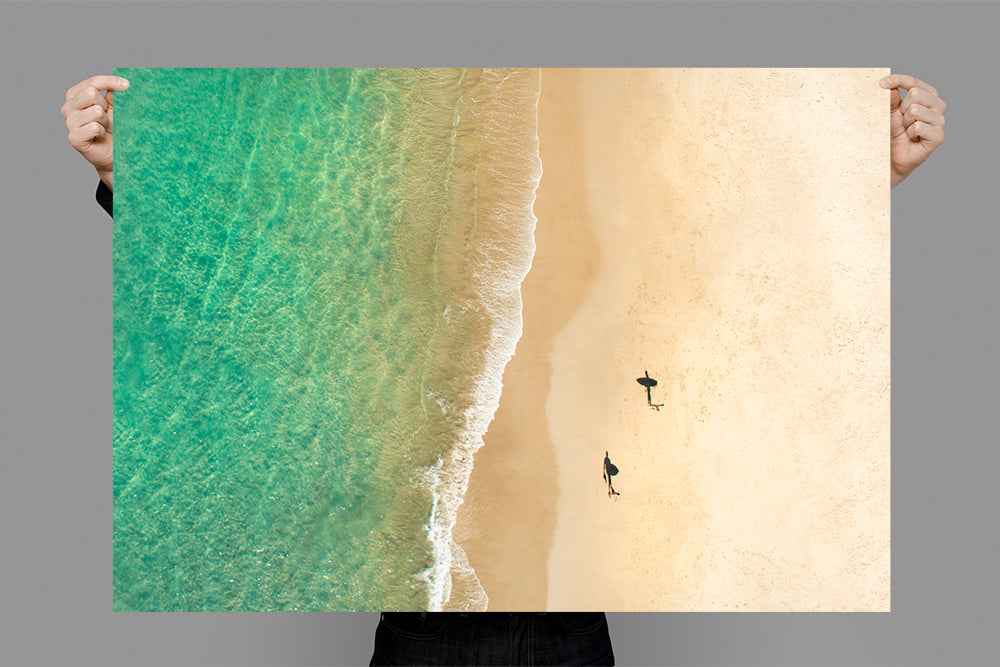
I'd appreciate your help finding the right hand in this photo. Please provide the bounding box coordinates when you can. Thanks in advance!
[62,75,130,190]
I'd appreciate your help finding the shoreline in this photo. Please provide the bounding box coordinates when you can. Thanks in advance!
[454,68,890,611]
[450,69,599,611]
[429,68,543,612]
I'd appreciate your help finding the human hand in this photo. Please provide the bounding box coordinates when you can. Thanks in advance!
[62,75,130,191]
[880,74,946,189]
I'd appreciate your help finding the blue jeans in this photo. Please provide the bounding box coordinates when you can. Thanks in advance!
[370,612,615,666]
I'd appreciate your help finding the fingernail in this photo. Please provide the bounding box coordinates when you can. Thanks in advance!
[879,77,890,87]
[119,77,130,87]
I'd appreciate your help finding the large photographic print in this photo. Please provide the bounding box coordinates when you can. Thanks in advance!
[113,68,889,611]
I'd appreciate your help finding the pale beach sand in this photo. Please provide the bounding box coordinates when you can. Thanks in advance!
[454,68,890,611]
[450,69,599,611]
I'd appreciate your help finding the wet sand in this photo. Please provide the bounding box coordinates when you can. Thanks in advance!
[454,68,890,611]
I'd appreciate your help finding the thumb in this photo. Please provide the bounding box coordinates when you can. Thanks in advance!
[888,86,901,113]
[886,87,904,138]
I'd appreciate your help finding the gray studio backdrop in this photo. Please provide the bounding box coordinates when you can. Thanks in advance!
[1,1,997,665]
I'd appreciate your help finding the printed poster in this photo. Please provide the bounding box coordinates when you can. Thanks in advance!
[113,68,890,611]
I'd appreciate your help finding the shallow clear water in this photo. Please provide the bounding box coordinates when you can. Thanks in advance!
[113,68,540,611]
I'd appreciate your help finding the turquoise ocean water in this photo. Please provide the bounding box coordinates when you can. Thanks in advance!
[113,68,540,611]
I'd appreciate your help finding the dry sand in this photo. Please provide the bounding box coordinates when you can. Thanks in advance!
[453,68,890,611]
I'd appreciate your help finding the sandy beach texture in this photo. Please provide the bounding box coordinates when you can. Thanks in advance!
[453,68,890,611]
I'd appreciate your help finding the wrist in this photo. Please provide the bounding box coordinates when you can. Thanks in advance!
[98,169,113,191]
[890,161,909,189]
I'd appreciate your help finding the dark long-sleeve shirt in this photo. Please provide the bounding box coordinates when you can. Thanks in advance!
[97,180,113,217]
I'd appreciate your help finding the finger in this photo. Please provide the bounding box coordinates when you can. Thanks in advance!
[901,86,947,116]
[905,120,944,147]
[68,120,108,148]
[880,74,939,99]
[60,86,109,119]
[902,103,945,130]
[903,107,944,136]
[65,104,108,133]
[65,75,129,102]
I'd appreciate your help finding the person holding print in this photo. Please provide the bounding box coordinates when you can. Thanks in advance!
[65,71,945,666]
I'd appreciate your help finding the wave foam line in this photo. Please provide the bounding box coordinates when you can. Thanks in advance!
[415,68,543,612]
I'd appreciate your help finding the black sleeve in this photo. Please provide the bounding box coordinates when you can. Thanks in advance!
[96,180,113,218]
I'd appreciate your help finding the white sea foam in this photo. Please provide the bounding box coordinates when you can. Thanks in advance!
[414,68,543,612]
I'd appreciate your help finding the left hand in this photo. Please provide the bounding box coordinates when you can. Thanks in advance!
[880,74,946,188]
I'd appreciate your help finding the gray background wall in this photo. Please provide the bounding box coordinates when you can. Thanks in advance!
[1,1,996,665]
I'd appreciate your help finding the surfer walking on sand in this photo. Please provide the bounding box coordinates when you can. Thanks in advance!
[637,370,664,411]
[603,451,620,498]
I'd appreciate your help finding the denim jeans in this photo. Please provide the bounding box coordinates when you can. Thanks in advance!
[370,612,615,666]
